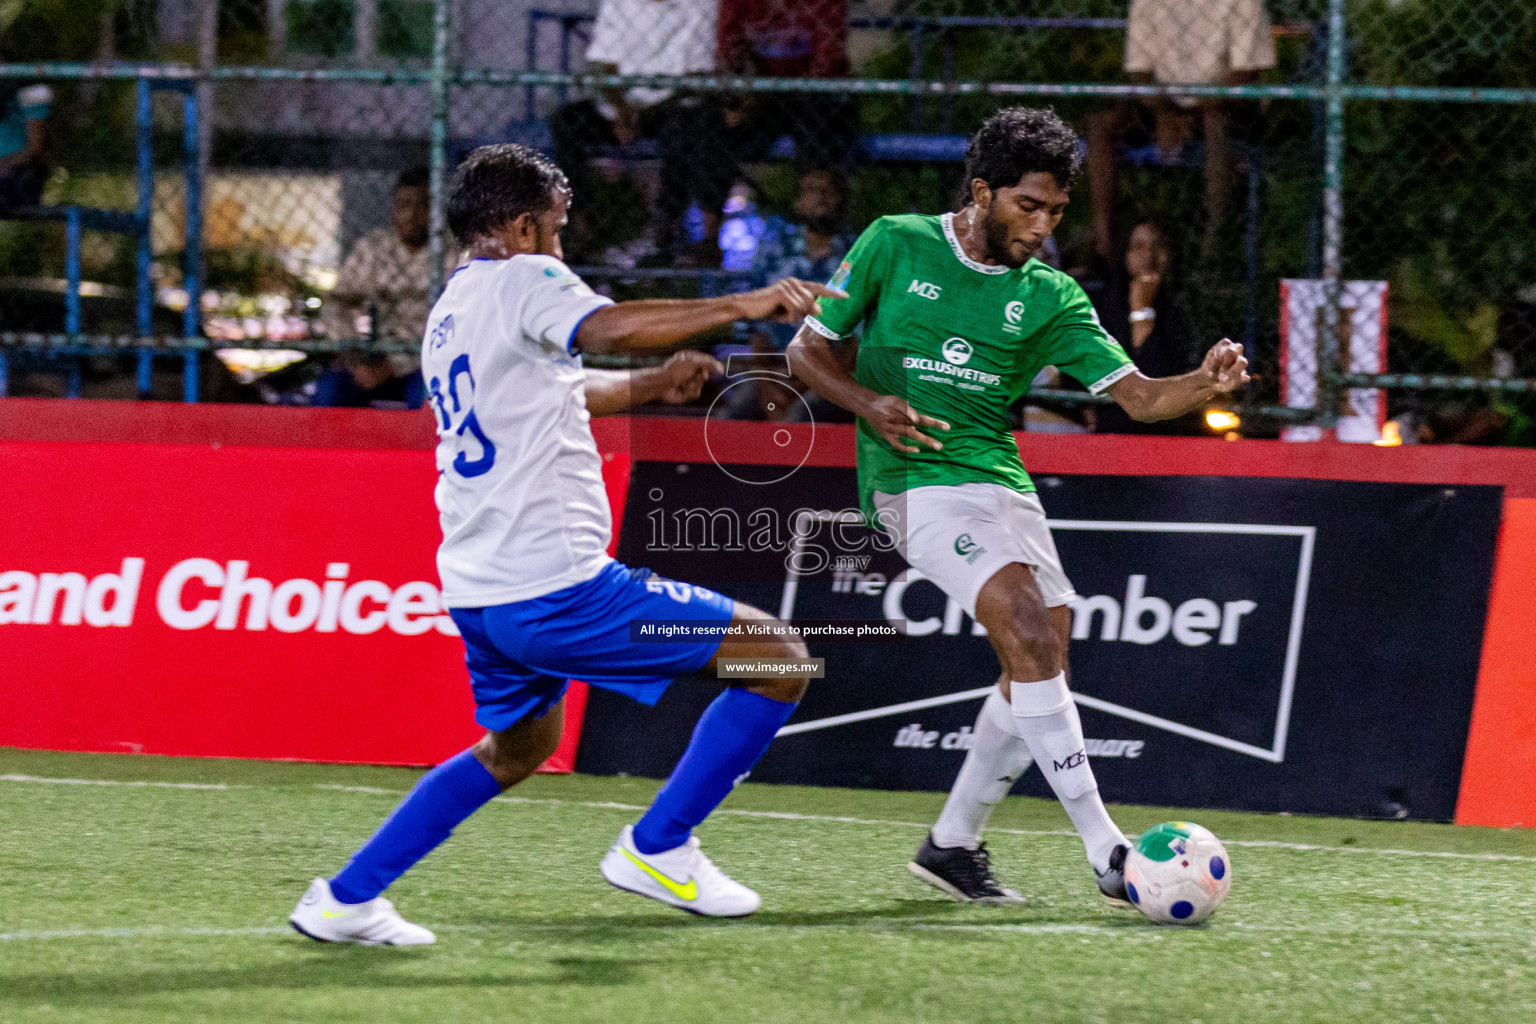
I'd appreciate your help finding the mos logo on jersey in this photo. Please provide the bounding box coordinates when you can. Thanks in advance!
[1004,300,1025,334]
[907,279,942,300]
[941,337,973,366]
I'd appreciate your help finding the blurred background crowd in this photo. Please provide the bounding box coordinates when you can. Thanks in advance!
[0,0,1532,445]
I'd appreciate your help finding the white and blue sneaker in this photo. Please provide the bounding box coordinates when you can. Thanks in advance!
[600,825,761,917]
[289,878,436,946]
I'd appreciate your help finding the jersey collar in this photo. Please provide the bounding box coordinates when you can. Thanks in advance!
[941,211,1012,275]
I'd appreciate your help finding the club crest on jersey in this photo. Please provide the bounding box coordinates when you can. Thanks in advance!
[941,337,973,366]
[1003,300,1025,335]
[907,279,942,300]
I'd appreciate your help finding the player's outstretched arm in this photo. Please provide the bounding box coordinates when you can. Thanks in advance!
[583,351,723,417]
[1106,338,1250,423]
[787,323,949,453]
[575,279,847,355]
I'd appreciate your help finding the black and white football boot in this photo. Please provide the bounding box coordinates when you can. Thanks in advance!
[1095,842,1134,909]
[909,834,1026,906]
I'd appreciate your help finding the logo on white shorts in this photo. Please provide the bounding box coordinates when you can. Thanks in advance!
[941,337,973,366]
[953,533,986,563]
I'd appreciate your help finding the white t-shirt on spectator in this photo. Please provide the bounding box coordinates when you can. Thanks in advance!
[421,255,616,608]
[1125,0,1276,87]
[586,0,720,107]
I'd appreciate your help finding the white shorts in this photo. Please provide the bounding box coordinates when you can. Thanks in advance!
[872,482,1077,617]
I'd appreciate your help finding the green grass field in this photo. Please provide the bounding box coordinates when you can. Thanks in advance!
[3,747,1535,1024]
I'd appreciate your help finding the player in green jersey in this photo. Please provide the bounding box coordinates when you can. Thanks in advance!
[788,107,1248,906]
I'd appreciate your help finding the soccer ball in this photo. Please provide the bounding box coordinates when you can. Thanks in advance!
[1124,821,1231,926]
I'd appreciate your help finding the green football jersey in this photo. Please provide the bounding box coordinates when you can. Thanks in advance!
[805,213,1134,518]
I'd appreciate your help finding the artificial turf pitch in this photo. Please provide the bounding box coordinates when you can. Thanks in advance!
[2,747,1534,1024]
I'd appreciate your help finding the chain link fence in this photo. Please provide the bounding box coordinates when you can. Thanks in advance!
[0,0,1529,442]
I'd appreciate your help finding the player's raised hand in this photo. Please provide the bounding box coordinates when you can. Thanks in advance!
[651,350,722,404]
[736,278,849,324]
[862,394,950,454]
[1201,339,1250,393]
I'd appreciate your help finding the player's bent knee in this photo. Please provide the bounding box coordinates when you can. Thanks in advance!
[997,623,1061,681]
[749,673,809,704]
[474,715,563,789]
[768,633,810,700]
[715,602,809,702]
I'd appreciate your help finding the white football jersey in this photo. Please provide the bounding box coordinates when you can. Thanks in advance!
[421,255,616,607]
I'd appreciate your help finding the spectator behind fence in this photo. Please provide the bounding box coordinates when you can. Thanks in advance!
[326,167,444,343]
[750,166,853,349]
[1091,222,1203,435]
[1409,395,1536,448]
[722,166,854,422]
[716,0,853,169]
[551,0,738,264]
[312,348,427,411]
[317,167,444,411]
[1087,0,1275,264]
[0,76,51,210]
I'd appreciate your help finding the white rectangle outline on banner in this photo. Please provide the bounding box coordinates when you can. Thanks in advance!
[775,518,1316,765]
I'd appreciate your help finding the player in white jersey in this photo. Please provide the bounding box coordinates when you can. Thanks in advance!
[290,144,843,944]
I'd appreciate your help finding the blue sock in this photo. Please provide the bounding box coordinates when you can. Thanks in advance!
[632,689,797,855]
[329,749,502,905]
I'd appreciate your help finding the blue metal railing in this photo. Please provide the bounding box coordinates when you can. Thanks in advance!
[4,0,1535,411]
[0,74,203,401]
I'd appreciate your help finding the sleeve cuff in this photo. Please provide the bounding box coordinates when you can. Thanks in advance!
[565,297,615,355]
[803,316,844,341]
[1087,362,1137,395]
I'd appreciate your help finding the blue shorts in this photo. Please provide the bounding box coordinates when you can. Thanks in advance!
[449,561,736,732]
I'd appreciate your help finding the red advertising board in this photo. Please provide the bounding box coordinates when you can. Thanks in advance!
[0,439,473,763]
[1455,498,1536,827]
[0,422,629,769]
[3,399,1536,825]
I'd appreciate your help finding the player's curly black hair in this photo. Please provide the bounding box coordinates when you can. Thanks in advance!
[446,143,571,242]
[963,106,1083,197]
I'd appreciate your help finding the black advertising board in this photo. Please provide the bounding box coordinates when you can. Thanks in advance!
[575,461,1503,821]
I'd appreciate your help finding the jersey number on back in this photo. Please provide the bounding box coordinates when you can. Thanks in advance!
[428,354,497,479]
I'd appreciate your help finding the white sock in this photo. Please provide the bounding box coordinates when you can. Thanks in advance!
[1009,673,1128,873]
[930,690,1034,851]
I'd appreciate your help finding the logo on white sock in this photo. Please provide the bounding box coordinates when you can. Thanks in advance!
[1053,749,1088,773]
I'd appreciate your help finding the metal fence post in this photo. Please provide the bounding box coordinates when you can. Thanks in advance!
[427,0,452,307]
[64,205,82,335]
[1317,0,1348,431]
[135,76,153,340]
[182,85,203,343]
[183,84,203,404]
[136,75,154,399]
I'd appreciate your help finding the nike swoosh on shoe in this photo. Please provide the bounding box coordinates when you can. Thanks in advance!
[621,847,698,901]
